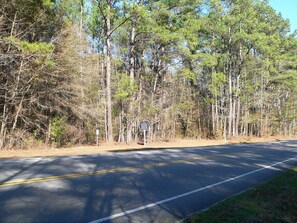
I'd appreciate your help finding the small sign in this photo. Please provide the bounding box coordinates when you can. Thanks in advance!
[95,129,99,146]
[139,121,149,131]
[140,121,149,146]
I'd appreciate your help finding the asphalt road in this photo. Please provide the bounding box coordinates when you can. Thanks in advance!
[1,141,297,223]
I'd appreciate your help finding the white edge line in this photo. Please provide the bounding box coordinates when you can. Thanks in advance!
[88,156,297,223]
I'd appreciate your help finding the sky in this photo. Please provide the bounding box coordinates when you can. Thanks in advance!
[269,0,297,33]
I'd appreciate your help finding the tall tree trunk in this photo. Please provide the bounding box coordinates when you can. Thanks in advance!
[228,69,233,138]
[215,96,219,135]
[236,93,240,136]
[212,102,215,136]
[79,1,85,133]
[152,45,165,104]
[0,90,8,149]
[106,3,113,142]
[228,27,233,138]
[127,16,136,143]
[129,17,136,82]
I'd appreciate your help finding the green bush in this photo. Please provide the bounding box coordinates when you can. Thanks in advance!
[50,116,68,147]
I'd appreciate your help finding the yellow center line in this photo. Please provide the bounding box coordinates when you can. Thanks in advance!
[0,151,244,188]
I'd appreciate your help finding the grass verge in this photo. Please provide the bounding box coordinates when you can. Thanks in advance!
[184,166,297,223]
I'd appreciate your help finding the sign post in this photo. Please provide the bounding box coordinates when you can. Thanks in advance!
[96,129,99,146]
[139,121,149,146]
[144,129,147,146]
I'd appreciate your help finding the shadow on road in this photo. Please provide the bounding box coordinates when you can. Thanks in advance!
[0,141,296,223]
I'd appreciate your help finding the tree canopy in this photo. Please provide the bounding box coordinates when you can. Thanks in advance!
[1,0,297,148]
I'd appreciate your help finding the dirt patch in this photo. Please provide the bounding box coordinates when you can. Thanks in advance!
[0,136,295,159]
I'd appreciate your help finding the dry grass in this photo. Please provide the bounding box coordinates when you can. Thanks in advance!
[0,136,294,159]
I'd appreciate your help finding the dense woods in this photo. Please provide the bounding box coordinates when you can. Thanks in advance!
[1,0,297,148]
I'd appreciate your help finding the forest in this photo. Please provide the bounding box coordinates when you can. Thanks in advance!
[1,0,297,149]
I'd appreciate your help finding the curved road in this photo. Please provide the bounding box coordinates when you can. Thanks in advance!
[0,141,297,223]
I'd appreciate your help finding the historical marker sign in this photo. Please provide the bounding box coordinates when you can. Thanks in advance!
[139,121,149,131]
[139,121,149,145]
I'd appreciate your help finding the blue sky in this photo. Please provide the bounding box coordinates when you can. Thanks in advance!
[269,0,297,32]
